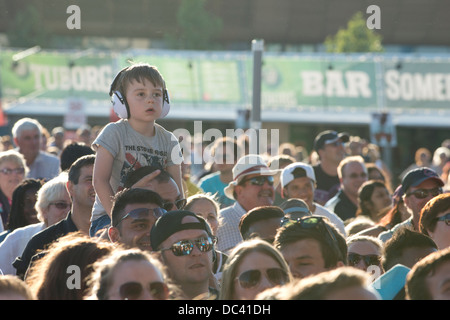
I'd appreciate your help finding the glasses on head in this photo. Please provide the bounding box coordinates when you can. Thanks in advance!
[119,281,168,300]
[160,236,217,256]
[48,201,70,210]
[435,213,450,226]
[280,216,342,259]
[406,187,442,199]
[239,175,274,187]
[161,198,186,211]
[235,268,289,289]
[348,253,381,267]
[0,167,25,175]
[114,207,167,227]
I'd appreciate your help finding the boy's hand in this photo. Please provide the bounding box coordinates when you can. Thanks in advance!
[131,170,161,189]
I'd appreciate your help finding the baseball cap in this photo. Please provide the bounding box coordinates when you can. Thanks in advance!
[313,130,349,151]
[150,210,211,250]
[401,167,444,193]
[279,198,312,219]
[281,162,316,189]
[224,154,280,200]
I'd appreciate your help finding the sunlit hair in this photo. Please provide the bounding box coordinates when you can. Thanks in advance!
[35,172,69,222]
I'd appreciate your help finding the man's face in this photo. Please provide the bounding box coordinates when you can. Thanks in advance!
[68,165,95,211]
[280,238,328,279]
[428,210,450,250]
[425,260,450,300]
[111,202,161,251]
[404,179,443,218]
[319,140,346,165]
[235,173,275,211]
[160,222,213,289]
[153,179,183,211]
[15,129,41,160]
[283,177,315,209]
[341,162,368,197]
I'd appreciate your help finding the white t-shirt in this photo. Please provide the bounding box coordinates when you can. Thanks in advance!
[90,120,182,221]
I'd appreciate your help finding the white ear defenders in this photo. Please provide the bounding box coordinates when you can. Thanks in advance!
[109,67,171,119]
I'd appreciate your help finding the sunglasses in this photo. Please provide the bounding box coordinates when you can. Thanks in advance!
[0,167,25,175]
[239,175,274,186]
[160,236,217,256]
[435,213,450,226]
[48,201,71,210]
[235,268,289,289]
[161,199,186,211]
[348,253,381,267]
[406,187,442,199]
[114,207,167,227]
[119,281,168,300]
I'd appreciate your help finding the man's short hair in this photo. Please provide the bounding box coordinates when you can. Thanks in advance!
[68,154,95,184]
[337,155,366,179]
[239,206,284,240]
[419,193,450,237]
[60,142,95,172]
[11,118,43,139]
[405,246,450,300]
[274,216,347,267]
[382,227,438,271]
[111,188,163,228]
[123,165,172,189]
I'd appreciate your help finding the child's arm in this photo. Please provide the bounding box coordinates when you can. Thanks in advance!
[167,164,185,199]
[92,145,115,217]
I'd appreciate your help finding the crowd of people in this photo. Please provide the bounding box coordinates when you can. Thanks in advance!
[0,63,449,301]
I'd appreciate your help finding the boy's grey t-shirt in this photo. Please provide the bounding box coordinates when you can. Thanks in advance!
[90,119,182,222]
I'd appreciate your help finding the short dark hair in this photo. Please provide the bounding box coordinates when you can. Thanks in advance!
[68,155,95,184]
[123,165,172,189]
[419,193,450,236]
[111,188,163,228]
[382,227,438,271]
[239,206,284,240]
[274,217,347,268]
[60,142,95,172]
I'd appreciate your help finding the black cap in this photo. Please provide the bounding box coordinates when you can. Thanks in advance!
[150,210,210,250]
[313,130,350,151]
[401,167,444,193]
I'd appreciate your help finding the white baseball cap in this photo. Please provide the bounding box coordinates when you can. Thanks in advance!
[281,162,316,189]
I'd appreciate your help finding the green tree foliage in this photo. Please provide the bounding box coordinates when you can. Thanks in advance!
[167,0,223,50]
[325,12,383,53]
[6,4,51,48]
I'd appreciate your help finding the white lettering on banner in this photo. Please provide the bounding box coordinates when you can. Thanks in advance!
[29,64,112,93]
[385,70,450,101]
[301,70,372,98]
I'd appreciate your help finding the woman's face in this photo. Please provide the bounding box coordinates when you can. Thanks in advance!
[42,191,71,226]
[233,251,288,300]
[188,199,219,234]
[368,186,392,217]
[0,161,25,198]
[23,188,39,225]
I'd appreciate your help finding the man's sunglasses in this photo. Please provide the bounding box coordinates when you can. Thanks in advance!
[161,199,186,211]
[114,207,167,227]
[348,253,381,267]
[235,268,289,289]
[160,236,217,256]
[239,175,274,186]
[48,201,71,210]
[119,281,168,300]
[435,213,450,226]
[406,187,442,199]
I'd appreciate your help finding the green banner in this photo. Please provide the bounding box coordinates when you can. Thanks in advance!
[0,50,114,100]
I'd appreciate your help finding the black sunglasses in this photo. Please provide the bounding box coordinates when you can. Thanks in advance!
[48,201,71,210]
[435,213,450,226]
[406,187,442,199]
[160,236,217,256]
[161,198,186,211]
[348,253,381,267]
[119,281,168,300]
[235,268,288,289]
[114,207,167,227]
[239,175,274,186]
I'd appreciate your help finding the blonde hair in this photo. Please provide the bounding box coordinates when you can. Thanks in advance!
[0,150,29,176]
[35,172,69,222]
